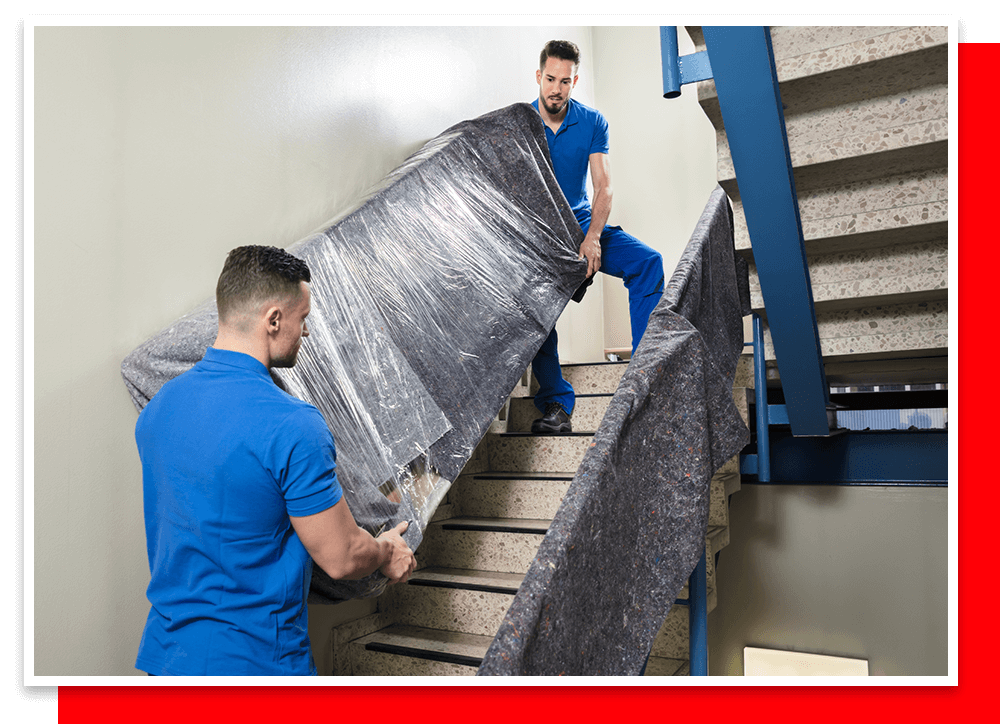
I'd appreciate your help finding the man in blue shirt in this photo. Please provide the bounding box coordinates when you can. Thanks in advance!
[135,245,416,675]
[529,39,665,434]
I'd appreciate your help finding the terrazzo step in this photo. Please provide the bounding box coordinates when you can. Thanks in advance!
[692,26,947,196]
[686,24,948,386]
[488,431,594,473]
[748,239,947,313]
[528,360,628,396]
[349,624,486,676]
[385,563,719,638]
[508,394,613,433]
[454,472,573,519]
[760,298,947,363]
[416,517,548,572]
[456,469,730,531]
[348,624,697,676]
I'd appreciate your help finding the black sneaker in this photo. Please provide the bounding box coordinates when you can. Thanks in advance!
[531,402,572,434]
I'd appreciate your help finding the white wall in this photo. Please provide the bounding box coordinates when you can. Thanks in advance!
[31,24,715,677]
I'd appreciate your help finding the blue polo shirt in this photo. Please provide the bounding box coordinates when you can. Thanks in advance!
[531,98,610,216]
[134,347,342,676]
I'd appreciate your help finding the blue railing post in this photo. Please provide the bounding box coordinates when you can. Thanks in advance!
[689,548,708,675]
[660,26,682,98]
[753,314,771,482]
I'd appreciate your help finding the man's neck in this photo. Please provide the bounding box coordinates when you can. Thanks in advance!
[213,326,270,369]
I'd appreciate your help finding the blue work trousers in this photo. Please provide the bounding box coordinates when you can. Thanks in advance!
[532,213,664,414]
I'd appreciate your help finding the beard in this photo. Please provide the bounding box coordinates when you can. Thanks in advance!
[271,342,301,369]
[542,96,567,116]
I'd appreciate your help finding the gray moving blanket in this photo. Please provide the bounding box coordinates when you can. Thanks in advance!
[478,185,750,676]
[121,103,588,602]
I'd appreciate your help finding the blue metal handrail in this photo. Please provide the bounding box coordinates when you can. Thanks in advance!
[661,25,832,437]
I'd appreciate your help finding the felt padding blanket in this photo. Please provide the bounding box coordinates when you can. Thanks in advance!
[122,103,587,602]
[478,185,750,675]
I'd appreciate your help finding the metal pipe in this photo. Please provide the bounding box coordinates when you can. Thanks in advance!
[753,314,771,482]
[689,548,708,675]
[659,26,682,98]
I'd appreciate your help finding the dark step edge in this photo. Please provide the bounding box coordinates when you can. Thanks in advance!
[514,392,614,400]
[408,578,520,595]
[409,575,699,605]
[363,641,483,669]
[561,360,628,368]
[497,431,594,437]
[440,520,550,534]
[471,473,575,481]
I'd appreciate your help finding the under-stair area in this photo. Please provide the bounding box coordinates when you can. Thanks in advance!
[328,358,752,676]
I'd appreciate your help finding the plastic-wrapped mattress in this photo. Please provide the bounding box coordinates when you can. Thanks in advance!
[121,102,588,602]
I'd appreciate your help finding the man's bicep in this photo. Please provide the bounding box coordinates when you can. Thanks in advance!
[290,497,360,568]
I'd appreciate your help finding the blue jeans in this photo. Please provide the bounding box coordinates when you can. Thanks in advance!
[532,213,664,414]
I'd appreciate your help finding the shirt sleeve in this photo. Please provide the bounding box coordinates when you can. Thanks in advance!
[271,405,343,517]
[590,110,610,156]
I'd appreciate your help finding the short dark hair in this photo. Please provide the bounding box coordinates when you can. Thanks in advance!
[216,245,311,325]
[539,40,580,70]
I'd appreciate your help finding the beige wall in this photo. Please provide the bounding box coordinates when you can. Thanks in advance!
[709,485,949,676]
[32,24,718,677]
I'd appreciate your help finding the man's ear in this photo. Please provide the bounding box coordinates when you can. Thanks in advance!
[536,68,542,85]
[265,306,282,334]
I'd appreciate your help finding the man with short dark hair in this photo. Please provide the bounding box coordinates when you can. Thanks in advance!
[530,40,665,434]
[135,245,415,676]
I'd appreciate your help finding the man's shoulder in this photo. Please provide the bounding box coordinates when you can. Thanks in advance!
[569,99,608,126]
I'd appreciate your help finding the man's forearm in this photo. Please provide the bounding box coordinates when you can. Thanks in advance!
[587,187,612,241]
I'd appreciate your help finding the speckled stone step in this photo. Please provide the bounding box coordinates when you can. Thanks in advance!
[348,623,696,676]
[508,394,612,433]
[687,24,948,385]
[748,238,947,313]
[528,361,628,396]
[760,298,948,362]
[349,624,486,676]
[416,517,547,573]
[454,472,573,519]
[384,568,516,637]
[699,21,948,208]
[488,432,594,473]
[369,555,719,663]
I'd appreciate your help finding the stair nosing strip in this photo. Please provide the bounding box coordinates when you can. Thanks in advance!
[440,520,550,534]
[471,473,575,481]
[496,431,594,437]
[408,579,520,595]
[363,641,483,669]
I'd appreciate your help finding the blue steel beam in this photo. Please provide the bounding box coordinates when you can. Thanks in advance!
[745,429,947,484]
[701,26,832,437]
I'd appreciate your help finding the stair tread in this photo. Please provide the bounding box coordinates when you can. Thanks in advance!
[354,624,492,661]
[409,566,523,593]
[354,624,702,676]
[496,431,596,437]
[436,516,551,533]
[469,471,576,480]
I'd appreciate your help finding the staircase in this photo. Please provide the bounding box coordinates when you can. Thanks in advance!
[688,25,948,388]
[326,355,753,676]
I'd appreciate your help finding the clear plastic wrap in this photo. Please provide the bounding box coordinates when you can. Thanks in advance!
[122,102,588,602]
